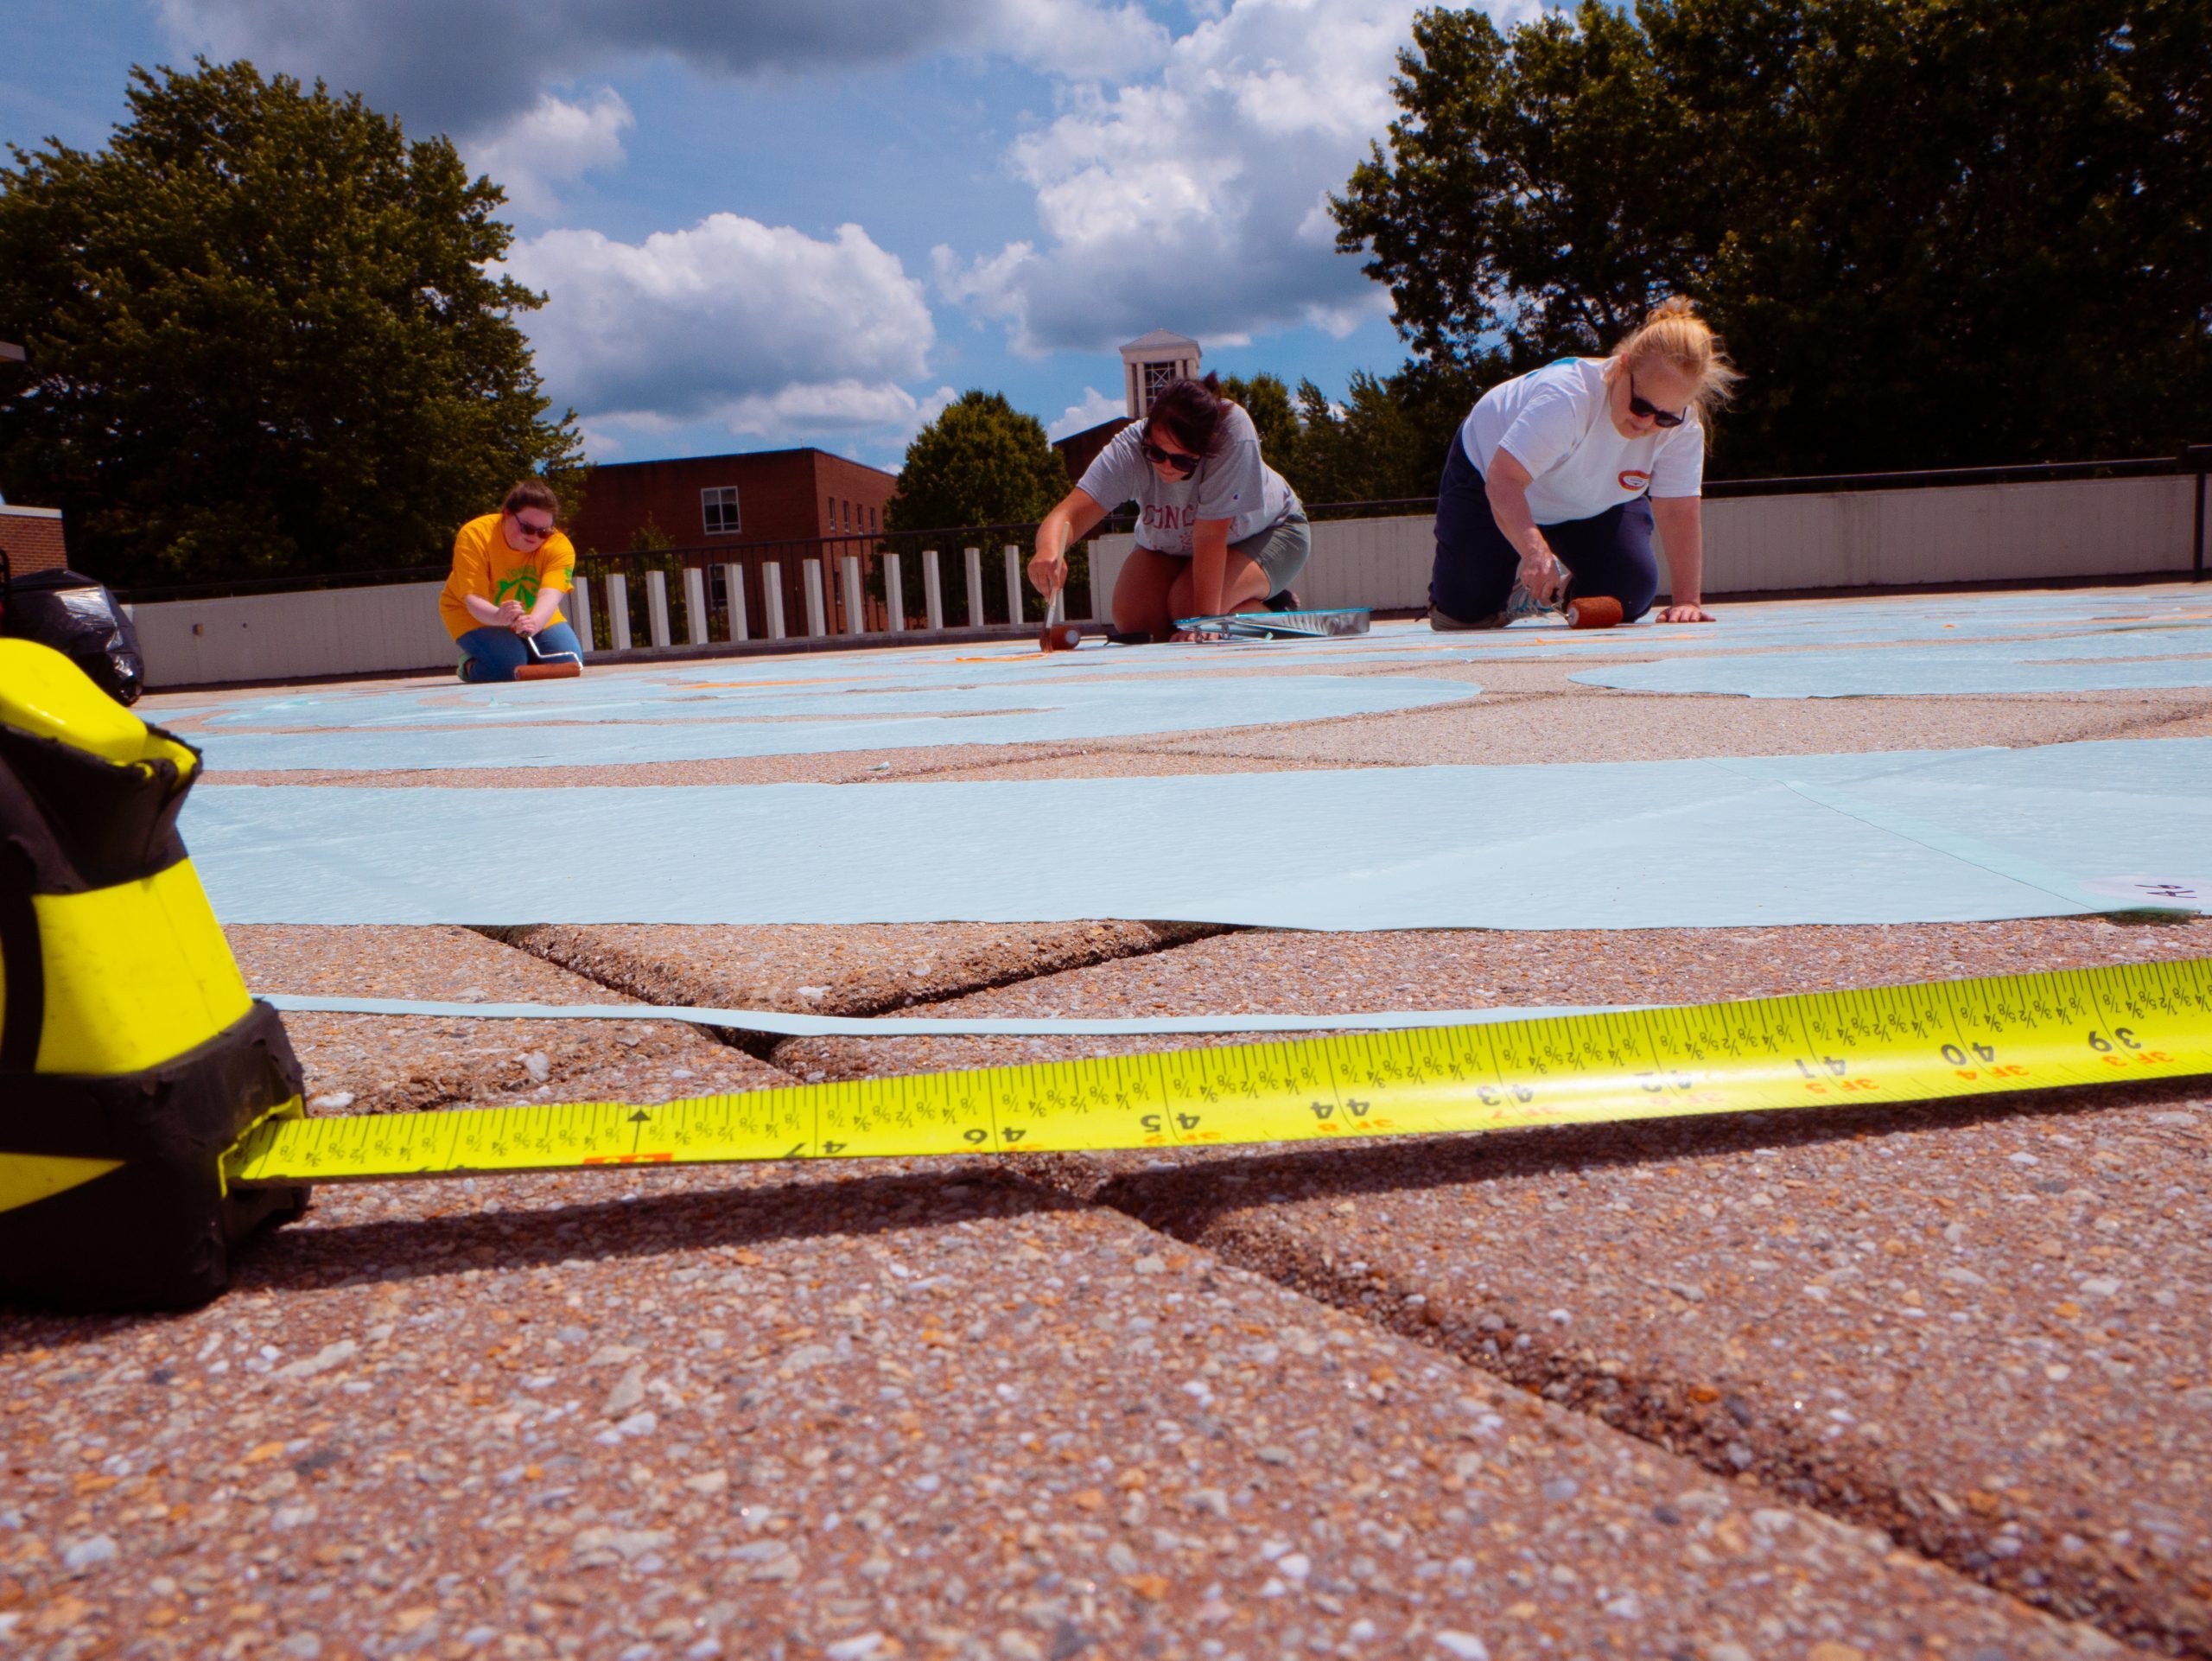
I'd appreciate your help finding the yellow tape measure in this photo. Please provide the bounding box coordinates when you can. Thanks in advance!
[226,959,2212,1187]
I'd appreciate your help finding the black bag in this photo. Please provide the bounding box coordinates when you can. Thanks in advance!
[0,554,146,705]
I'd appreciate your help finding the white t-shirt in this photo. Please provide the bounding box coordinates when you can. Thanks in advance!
[1459,357,1705,524]
[1077,404,1301,555]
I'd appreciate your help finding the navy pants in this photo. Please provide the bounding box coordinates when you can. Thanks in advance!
[1429,436,1658,624]
[457,620,586,683]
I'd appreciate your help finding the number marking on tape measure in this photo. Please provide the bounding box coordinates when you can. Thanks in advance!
[225,960,2212,1187]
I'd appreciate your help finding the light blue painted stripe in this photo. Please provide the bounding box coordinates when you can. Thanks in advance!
[1705,756,2196,916]
[260,994,1641,1036]
[186,739,2212,930]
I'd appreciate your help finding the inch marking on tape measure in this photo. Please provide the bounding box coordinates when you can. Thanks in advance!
[225,959,2212,1187]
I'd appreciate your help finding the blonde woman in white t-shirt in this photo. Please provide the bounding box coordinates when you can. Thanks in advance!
[1429,297,1740,629]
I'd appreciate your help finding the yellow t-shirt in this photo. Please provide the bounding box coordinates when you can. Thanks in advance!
[439,513,575,641]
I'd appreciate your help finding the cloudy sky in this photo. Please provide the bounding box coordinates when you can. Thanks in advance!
[4,0,1537,471]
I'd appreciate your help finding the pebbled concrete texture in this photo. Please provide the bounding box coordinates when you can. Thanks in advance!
[0,1159,2129,1661]
[1149,686,2212,769]
[1077,1085,2212,1655]
[486,920,1228,1041]
[742,918,2212,1651]
[15,581,2212,1661]
[226,926,791,1112]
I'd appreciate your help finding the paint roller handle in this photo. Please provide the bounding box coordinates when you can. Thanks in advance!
[1026,528,1070,607]
[1515,543,1567,606]
[1032,487,1109,608]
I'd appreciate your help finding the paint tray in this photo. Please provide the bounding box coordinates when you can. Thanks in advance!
[1174,607,1371,640]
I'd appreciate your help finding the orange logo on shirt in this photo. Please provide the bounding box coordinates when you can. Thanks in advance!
[1618,469,1651,492]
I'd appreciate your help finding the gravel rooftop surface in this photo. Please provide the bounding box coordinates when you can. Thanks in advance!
[0,1163,2133,1661]
[12,587,2212,1659]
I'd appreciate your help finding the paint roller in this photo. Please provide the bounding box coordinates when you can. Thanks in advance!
[1565,595,1623,630]
[1037,536,1081,652]
[514,633,582,680]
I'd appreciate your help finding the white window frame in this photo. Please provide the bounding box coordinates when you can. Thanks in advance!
[702,486,741,537]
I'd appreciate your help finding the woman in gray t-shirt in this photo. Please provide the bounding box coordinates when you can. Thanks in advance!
[1029,375,1308,641]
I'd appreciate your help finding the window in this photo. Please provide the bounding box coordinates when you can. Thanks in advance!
[1143,361,1177,406]
[702,487,741,536]
[827,494,837,531]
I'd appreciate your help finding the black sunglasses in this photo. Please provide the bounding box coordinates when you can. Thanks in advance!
[1627,378,1686,429]
[1141,437,1200,473]
[511,516,555,540]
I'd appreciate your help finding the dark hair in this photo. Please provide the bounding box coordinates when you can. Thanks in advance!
[502,479,560,520]
[1144,373,1232,459]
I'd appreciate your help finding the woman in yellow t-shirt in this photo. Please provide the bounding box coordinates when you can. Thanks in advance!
[439,480,586,683]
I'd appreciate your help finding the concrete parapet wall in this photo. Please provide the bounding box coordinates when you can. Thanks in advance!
[1091,474,2197,618]
[130,581,453,688]
[1698,474,2194,593]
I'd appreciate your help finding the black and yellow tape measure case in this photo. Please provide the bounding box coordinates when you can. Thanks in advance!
[0,640,308,1310]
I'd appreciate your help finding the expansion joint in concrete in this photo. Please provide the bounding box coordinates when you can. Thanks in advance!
[1004,1155,2183,1658]
[473,920,1236,1064]
[2090,698,2212,743]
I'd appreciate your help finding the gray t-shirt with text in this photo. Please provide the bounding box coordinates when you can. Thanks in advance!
[1077,404,1301,556]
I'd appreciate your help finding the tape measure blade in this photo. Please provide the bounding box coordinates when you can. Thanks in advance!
[225,959,2212,1189]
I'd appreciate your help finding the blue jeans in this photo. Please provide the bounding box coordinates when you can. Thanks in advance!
[457,620,586,683]
[1429,436,1658,625]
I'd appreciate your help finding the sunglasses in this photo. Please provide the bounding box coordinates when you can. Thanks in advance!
[1627,379,1686,429]
[511,516,555,541]
[1140,437,1200,473]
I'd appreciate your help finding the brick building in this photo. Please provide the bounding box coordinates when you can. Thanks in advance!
[0,341,62,579]
[0,505,67,578]
[563,448,897,556]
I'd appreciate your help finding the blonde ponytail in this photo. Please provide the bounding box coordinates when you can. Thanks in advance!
[1612,296,1741,418]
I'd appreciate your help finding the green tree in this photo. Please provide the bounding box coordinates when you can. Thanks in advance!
[887,390,1069,623]
[888,391,1067,533]
[1216,372,1304,489]
[1333,0,2212,474]
[1293,355,1503,505]
[0,59,583,587]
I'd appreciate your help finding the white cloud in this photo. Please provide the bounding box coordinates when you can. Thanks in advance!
[155,0,1170,134]
[502,214,936,443]
[990,0,1173,80]
[704,379,957,441]
[938,0,1536,356]
[462,89,633,220]
[1047,385,1126,439]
